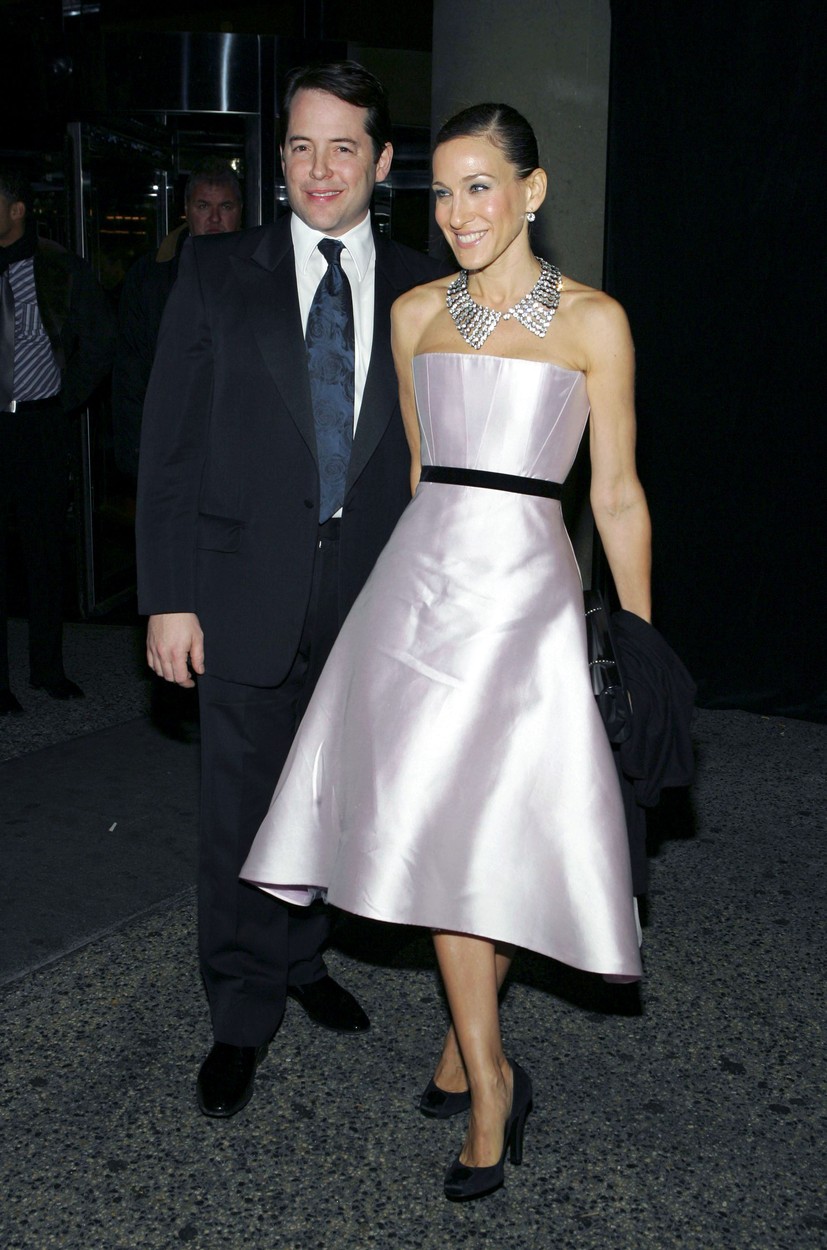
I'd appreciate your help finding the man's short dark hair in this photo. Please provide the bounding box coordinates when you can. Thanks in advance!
[184,158,242,204]
[280,60,392,162]
[0,170,33,213]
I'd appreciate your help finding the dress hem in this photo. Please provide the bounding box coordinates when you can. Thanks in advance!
[245,877,643,982]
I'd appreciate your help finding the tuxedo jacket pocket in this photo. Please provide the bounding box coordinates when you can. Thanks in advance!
[196,513,244,552]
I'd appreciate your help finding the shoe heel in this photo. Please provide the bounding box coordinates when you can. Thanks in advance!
[507,1100,531,1166]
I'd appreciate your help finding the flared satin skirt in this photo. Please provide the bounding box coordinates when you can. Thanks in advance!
[242,482,642,980]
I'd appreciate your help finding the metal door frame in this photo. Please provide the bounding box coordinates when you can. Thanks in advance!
[67,119,174,617]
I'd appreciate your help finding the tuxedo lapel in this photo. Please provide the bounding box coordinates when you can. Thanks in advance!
[230,222,316,462]
[346,241,401,491]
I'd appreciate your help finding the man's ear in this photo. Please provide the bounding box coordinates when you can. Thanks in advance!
[10,200,25,223]
[375,143,393,184]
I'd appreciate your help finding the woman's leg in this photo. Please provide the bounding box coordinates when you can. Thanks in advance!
[432,931,514,1167]
[432,940,514,1094]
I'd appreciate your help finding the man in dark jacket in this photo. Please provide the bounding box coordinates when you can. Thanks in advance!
[137,63,446,1118]
[0,170,115,714]
[112,158,242,478]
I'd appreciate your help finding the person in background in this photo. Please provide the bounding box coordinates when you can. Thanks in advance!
[113,158,242,741]
[112,157,243,479]
[0,170,115,715]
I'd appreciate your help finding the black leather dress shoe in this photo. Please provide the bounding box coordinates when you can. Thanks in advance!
[196,1041,268,1118]
[288,974,370,1032]
[30,677,85,700]
[0,689,24,716]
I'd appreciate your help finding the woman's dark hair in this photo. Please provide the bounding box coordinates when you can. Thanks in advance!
[434,103,539,179]
[281,60,392,162]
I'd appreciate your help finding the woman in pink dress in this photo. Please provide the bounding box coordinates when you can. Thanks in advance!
[242,103,651,1201]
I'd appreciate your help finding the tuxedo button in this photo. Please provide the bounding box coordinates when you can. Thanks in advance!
[303,499,314,509]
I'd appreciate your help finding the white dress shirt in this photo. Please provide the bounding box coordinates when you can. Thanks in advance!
[290,211,376,434]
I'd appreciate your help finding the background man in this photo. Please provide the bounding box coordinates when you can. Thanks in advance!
[113,158,242,742]
[112,157,243,479]
[0,170,115,716]
[136,62,446,1117]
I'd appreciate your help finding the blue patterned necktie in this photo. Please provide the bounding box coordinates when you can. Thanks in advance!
[306,238,355,522]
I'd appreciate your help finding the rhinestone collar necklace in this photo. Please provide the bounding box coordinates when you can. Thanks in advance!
[445,257,563,350]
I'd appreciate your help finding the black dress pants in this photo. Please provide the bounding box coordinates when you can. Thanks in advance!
[0,401,69,691]
[197,519,344,1046]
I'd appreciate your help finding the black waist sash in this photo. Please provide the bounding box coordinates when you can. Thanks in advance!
[419,464,563,499]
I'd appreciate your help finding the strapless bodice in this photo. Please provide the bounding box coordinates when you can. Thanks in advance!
[412,352,589,482]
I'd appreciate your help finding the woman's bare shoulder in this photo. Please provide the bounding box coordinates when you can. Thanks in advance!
[541,275,633,375]
[393,273,455,320]
[392,276,456,354]
[560,278,629,333]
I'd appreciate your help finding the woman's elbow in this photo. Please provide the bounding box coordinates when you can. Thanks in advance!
[590,477,647,523]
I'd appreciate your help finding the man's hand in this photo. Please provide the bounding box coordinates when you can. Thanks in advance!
[147,612,205,688]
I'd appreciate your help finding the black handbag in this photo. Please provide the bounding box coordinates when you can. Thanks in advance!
[584,589,632,744]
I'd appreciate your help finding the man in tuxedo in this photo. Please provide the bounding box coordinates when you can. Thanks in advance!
[136,61,444,1117]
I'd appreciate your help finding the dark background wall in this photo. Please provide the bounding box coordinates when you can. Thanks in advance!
[605,0,826,719]
[2,0,824,719]
[432,0,611,287]
[431,0,613,587]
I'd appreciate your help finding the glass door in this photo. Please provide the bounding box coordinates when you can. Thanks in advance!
[67,119,172,617]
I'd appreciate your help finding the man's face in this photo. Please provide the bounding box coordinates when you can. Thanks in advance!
[185,182,242,235]
[281,88,392,237]
[0,194,25,247]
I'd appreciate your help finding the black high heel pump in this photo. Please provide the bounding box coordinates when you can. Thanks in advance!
[443,1061,533,1202]
[419,1078,471,1119]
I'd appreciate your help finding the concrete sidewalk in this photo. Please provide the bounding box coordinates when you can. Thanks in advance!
[0,715,199,983]
[0,620,824,1249]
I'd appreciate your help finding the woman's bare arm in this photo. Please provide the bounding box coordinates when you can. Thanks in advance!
[391,284,445,494]
[582,294,652,622]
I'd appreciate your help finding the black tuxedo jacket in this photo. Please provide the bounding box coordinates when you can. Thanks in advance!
[136,215,443,687]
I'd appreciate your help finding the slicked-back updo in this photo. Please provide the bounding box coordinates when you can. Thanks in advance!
[434,103,539,180]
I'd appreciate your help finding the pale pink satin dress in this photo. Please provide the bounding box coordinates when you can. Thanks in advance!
[241,353,642,979]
